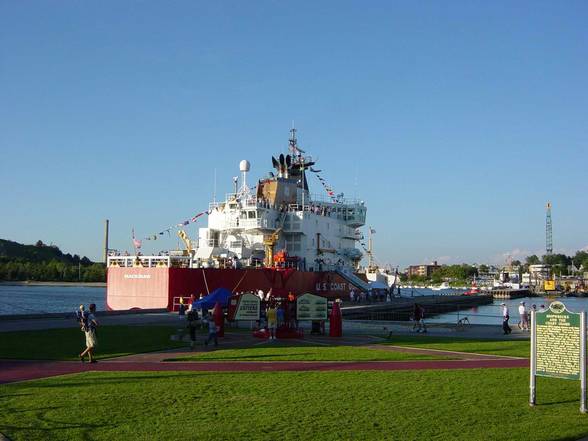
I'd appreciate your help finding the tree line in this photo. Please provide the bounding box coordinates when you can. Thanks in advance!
[0,239,105,282]
[405,250,588,283]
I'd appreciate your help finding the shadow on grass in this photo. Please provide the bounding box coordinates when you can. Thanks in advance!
[14,372,224,389]
[537,398,580,406]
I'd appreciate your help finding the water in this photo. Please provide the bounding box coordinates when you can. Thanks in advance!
[0,284,585,322]
[403,288,588,325]
[0,285,106,315]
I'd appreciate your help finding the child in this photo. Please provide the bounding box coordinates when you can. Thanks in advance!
[204,312,218,347]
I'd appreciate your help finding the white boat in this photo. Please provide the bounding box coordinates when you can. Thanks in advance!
[431,281,450,291]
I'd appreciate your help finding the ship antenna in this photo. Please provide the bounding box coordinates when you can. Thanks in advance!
[289,126,298,155]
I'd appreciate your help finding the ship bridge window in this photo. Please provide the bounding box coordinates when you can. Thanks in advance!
[248,211,256,219]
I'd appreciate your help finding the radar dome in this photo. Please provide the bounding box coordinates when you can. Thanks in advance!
[239,160,250,172]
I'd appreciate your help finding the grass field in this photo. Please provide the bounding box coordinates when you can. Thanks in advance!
[1,369,586,441]
[0,326,184,360]
[168,344,452,362]
[383,335,530,358]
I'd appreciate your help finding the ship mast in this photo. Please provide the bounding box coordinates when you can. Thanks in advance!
[289,126,306,209]
[367,227,374,270]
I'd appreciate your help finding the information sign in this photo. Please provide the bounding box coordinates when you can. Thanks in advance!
[234,293,260,321]
[296,293,328,321]
[536,302,581,380]
[530,301,586,413]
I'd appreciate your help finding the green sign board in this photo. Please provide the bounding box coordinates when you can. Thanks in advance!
[535,301,581,380]
[234,293,260,321]
[296,293,328,321]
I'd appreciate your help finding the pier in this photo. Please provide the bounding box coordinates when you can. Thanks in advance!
[491,289,530,300]
[341,295,493,321]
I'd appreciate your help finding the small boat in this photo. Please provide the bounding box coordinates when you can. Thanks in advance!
[431,282,450,291]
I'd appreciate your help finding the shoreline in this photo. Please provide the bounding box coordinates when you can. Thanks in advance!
[0,281,106,288]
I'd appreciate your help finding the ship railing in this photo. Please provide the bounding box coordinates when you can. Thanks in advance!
[107,255,192,268]
[307,193,365,206]
[226,218,270,230]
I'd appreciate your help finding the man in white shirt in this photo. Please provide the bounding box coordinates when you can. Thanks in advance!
[518,301,529,331]
[501,303,511,335]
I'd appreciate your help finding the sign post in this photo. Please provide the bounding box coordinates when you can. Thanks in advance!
[530,309,536,406]
[530,301,587,413]
[581,311,587,414]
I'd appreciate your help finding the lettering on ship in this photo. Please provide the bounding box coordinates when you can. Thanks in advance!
[315,282,347,292]
[124,274,152,280]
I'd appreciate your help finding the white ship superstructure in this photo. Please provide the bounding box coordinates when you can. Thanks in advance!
[194,129,366,271]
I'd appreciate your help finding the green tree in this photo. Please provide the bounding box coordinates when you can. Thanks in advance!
[526,255,540,265]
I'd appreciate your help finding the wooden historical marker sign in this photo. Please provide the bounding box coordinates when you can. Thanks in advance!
[530,301,586,413]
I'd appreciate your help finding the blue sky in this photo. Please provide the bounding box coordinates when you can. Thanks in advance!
[1,1,586,267]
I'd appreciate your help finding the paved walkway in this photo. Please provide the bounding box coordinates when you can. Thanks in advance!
[0,357,528,385]
[0,331,528,385]
[0,313,531,385]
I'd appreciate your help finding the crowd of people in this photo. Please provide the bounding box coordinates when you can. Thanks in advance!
[348,288,398,303]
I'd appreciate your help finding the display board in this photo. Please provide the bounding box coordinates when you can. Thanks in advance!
[536,302,581,380]
[296,293,328,321]
[530,301,586,413]
[234,293,261,320]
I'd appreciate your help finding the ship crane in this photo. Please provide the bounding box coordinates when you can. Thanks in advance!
[263,228,282,267]
[177,229,194,256]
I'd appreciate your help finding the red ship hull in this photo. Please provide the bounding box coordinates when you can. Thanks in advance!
[106,267,364,311]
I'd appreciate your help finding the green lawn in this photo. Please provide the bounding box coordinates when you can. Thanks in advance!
[1,369,587,441]
[383,335,530,358]
[168,344,450,362]
[0,326,185,360]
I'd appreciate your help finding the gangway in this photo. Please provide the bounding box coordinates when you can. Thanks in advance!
[336,268,371,292]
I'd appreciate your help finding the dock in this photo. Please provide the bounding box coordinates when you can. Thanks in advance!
[341,295,493,321]
[491,289,530,300]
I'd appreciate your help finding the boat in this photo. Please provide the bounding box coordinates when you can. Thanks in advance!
[106,129,371,311]
[431,282,450,291]
[463,281,480,296]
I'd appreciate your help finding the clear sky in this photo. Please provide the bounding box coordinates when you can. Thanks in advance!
[1,1,586,267]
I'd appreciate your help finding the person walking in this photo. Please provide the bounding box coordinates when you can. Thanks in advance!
[204,312,218,347]
[178,297,186,316]
[501,303,512,335]
[518,301,529,331]
[79,303,99,363]
[186,308,198,349]
[418,304,427,333]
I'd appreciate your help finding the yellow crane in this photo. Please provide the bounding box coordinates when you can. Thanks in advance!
[177,229,194,255]
[263,228,282,267]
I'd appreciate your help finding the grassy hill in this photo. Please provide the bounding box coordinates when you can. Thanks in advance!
[0,239,92,265]
[0,239,104,282]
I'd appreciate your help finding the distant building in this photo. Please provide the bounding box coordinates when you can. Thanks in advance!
[408,261,440,278]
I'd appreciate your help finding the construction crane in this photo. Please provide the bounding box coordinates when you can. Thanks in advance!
[263,228,282,267]
[177,229,194,255]
[546,202,553,255]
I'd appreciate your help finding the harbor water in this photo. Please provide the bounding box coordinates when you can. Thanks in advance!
[401,288,587,325]
[0,285,106,316]
[0,285,586,325]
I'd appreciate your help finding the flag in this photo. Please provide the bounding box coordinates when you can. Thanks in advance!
[132,228,142,249]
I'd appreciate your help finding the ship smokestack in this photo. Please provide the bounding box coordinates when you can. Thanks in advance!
[104,219,109,264]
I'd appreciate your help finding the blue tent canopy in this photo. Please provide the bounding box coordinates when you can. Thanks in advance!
[193,287,232,310]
